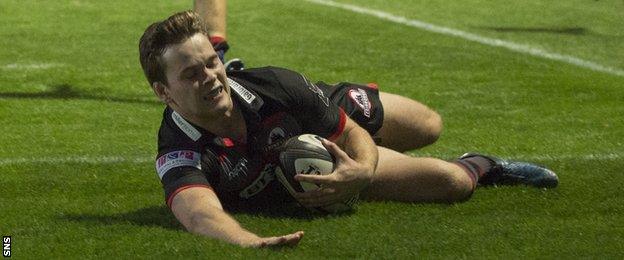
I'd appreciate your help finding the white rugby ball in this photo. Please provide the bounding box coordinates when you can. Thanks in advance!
[274,134,358,213]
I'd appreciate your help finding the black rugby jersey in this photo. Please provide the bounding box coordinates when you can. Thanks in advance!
[155,67,347,208]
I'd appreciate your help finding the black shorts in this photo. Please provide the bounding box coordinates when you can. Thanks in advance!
[318,82,384,136]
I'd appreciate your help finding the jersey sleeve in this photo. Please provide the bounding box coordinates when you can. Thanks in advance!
[156,150,211,207]
[155,110,213,207]
[268,67,347,140]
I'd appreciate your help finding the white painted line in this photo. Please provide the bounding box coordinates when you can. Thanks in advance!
[0,156,152,166]
[0,153,621,166]
[408,153,624,162]
[1,63,64,70]
[305,0,624,77]
[512,153,623,162]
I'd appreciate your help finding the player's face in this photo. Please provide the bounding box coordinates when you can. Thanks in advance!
[159,33,231,121]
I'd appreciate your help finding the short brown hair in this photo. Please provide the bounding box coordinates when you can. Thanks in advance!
[139,10,209,86]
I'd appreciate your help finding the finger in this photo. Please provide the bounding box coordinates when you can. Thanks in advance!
[294,173,334,185]
[259,236,286,248]
[262,231,305,247]
[320,138,350,161]
[283,231,305,246]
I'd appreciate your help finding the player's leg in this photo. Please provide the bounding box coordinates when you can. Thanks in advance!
[194,0,227,39]
[375,92,442,152]
[194,0,243,71]
[361,147,474,203]
[361,147,559,202]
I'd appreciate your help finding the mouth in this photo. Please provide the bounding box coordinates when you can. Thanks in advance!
[204,86,224,101]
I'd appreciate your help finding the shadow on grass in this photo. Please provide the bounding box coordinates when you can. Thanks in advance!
[61,204,352,230]
[226,202,355,220]
[61,205,182,230]
[0,84,161,106]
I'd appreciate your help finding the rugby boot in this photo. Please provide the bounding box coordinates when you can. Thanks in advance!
[459,153,559,188]
[213,40,230,63]
[224,58,245,72]
[212,40,245,72]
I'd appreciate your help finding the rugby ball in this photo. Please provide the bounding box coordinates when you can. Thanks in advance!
[273,134,358,213]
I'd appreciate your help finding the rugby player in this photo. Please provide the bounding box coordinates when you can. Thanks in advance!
[139,11,559,248]
[194,0,244,71]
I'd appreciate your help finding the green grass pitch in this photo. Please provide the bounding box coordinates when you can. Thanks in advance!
[1,0,623,258]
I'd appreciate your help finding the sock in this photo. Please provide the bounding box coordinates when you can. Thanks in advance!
[453,155,495,188]
[209,35,225,46]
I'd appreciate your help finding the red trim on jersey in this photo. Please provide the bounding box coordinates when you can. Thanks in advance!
[209,36,225,46]
[366,82,379,90]
[166,184,213,208]
[328,108,347,142]
[222,137,235,147]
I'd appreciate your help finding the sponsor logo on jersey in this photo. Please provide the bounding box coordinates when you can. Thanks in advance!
[156,150,201,179]
[239,163,276,198]
[171,111,202,141]
[348,88,371,118]
[225,158,249,181]
[227,78,256,104]
[301,74,330,107]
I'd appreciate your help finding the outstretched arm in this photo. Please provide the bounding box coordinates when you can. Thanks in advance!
[170,186,304,248]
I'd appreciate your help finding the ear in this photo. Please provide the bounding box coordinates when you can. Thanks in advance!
[152,81,170,103]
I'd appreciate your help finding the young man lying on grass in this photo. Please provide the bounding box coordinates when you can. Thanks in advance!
[138,11,558,248]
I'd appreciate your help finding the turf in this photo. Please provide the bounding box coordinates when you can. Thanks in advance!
[1,0,623,258]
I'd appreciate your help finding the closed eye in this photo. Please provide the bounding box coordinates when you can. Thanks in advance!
[206,56,219,69]
[184,71,198,80]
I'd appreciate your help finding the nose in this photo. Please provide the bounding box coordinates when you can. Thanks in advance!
[201,65,217,86]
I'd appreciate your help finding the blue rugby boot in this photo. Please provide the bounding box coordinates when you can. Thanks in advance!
[459,153,559,188]
[224,58,245,72]
[212,40,245,72]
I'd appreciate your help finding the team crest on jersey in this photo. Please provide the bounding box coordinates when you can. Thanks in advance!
[348,88,372,118]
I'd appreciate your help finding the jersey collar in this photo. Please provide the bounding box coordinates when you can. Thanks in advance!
[227,77,263,112]
[167,78,265,148]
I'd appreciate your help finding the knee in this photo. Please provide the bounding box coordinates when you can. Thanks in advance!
[420,111,443,146]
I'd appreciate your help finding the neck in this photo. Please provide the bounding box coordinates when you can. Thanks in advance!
[175,103,247,142]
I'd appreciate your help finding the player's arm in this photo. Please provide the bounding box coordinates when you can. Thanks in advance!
[332,116,378,176]
[294,117,378,207]
[266,67,378,207]
[170,186,304,248]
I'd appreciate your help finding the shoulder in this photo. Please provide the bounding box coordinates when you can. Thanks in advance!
[157,107,205,155]
[228,66,308,88]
